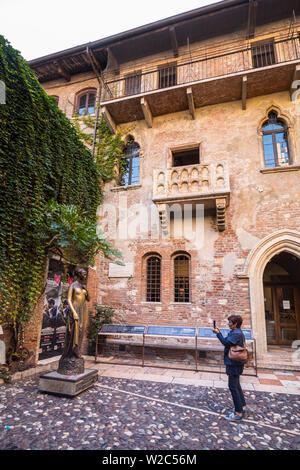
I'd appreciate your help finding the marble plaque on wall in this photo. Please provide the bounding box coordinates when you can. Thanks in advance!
[0,341,5,364]
[108,263,133,278]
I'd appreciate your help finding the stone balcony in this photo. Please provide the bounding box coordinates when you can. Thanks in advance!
[152,162,230,232]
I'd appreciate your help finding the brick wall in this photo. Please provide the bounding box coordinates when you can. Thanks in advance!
[24,18,300,362]
[90,90,300,335]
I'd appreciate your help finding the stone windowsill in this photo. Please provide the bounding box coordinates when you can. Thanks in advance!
[140,302,162,305]
[169,302,192,306]
[260,165,300,174]
[111,184,142,192]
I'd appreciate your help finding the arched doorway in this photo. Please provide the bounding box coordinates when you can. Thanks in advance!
[237,229,300,355]
[263,252,300,345]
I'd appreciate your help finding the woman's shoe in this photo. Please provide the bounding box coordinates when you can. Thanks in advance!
[225,411,243,421]
[231,408,246,416]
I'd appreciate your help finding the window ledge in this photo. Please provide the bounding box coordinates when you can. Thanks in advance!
[260,165,300,174]
[111,184,141,192]
[169,302,192,305]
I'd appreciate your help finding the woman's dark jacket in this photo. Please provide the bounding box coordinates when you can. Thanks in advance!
[216,328,247,372]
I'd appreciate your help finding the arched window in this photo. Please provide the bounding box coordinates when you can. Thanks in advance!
[122,140,140,186]
[174,254,190,302]
[146,256,161,302]
[77,90,96,115]
[262,111,291,168]
[50,95,59,105]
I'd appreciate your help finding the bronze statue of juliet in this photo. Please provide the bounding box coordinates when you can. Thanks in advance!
[58,267,90,375]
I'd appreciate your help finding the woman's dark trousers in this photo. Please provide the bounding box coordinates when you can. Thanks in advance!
[228,374,246,413]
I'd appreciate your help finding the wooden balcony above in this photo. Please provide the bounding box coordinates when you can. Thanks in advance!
[101,36,300,125]
[152,162,230,232]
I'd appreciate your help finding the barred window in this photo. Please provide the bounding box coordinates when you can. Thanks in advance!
[251,40,276,68]
[158,64,177,88]
[146,256,161,302]
[174,255,190,302]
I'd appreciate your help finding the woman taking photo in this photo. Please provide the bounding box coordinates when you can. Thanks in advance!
[213,315,247,421]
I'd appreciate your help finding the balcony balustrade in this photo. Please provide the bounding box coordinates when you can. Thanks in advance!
[100,35,300,126]
[152,162,230,232]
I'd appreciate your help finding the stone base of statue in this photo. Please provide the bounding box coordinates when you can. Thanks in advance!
[39,368,98,397]
[57,356,84,375]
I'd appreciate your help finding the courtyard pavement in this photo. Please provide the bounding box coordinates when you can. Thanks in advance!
[0,359,299,451]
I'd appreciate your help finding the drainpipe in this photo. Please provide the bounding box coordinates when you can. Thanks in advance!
[85,46,104,159]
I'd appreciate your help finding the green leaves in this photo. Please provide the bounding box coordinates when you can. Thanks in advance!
[88,304,115,342]
[0,35,123,344]
[74,113,130,184]
[44,200,123,266]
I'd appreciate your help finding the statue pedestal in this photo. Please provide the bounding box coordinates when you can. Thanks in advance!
[39,369,98,397]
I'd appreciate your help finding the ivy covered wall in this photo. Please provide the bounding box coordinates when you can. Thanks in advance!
[0,36,103,366]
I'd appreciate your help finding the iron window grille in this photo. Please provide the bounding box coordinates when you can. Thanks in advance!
[174,255,190,302]
[262,111,291,168]
[158,64,177,89]
[251,40,276,68]
[146,256,161,302]
[77,91,96,115]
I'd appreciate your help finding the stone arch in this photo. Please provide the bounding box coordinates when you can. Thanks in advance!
[257,104,293,131]
[238,230,300,355]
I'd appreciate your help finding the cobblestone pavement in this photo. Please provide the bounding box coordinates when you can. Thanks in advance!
[0,374,299,451]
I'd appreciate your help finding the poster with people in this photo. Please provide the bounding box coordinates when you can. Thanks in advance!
[39,259,73,360]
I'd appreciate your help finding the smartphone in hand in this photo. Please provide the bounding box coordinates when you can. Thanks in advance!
[213,320,216,329]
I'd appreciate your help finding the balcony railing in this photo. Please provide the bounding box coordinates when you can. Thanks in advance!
[152,162,230,203]
[102,36,300,102]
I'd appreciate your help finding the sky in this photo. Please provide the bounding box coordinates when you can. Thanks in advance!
[1,0,217,60]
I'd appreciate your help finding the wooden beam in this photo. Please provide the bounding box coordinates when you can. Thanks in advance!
[101,106,116,133]
[140,97,153,128]
[106,47,119,75]
[242,76,247,110]
[186,87,195,119]
[169,27,179,58]
[87,47,102,75]
[290,64,300,101]
[53,60,71,82]
[246,0,258,39]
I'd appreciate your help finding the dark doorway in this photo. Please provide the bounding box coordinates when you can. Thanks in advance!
[263,252,300,345]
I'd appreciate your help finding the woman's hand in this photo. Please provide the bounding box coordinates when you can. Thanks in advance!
[212,328,220,334]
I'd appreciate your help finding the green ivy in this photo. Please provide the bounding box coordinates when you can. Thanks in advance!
[88,304,115,343]
[0,36,124,361]
[74,112,130,184]
[0,367,12,383]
